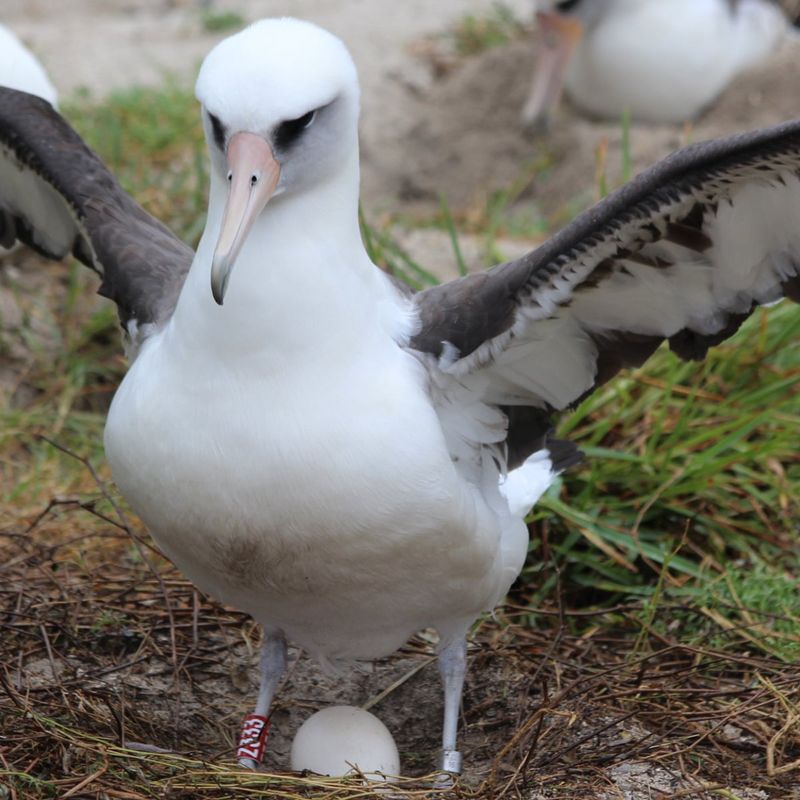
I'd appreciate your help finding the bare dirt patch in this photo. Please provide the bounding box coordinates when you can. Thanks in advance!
[368,29,800,218]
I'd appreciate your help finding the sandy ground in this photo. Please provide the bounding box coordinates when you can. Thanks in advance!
[4,2,800,796]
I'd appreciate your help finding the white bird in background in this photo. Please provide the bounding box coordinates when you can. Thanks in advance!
[0,23,57,258]
[523,0,791,129]
[0,23,57,108]
[1,17,800,777]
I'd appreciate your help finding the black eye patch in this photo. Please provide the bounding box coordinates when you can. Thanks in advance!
[555,0,581,11]
[273,110,316,151]
[208,112,227,151]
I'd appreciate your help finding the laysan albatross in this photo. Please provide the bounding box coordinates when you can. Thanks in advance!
[1,17,799,776]
[523,0,792,129]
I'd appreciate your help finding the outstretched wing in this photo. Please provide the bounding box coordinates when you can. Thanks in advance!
[0,87,193,352]
[409,120,800,468]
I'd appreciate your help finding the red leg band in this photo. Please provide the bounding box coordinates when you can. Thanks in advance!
[237,713,270,764]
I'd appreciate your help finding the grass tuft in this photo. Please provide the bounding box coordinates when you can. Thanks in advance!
[523,301,800,662]
[64,83,209,247]
[450,3,527,56]
[201,10,246,33]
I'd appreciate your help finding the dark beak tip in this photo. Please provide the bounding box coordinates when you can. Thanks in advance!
[211,280,226,306]
[211,258,229,305]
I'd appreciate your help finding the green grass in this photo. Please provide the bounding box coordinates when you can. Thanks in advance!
[64,83,209,247]
[201,10,246,33]
[521,301,800,657]
[450,3,527,56]
[360,207,442,290]
[0,258,120,507]
[676,560,800,661]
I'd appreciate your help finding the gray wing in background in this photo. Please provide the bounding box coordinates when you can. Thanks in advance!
[0,87,193,346]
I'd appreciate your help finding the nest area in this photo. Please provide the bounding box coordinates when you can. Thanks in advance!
[2,3,800,797]
[2,464,799,800]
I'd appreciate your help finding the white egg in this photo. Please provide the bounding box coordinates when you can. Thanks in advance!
[290,705,400,781]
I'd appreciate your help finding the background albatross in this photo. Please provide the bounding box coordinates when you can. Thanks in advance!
[523,0,793,128]
[1,17,799,776]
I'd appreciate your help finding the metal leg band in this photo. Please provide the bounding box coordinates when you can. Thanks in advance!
[439,748,463,775]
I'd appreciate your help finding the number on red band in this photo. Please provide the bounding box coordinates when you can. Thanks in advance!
[237,713,270,763]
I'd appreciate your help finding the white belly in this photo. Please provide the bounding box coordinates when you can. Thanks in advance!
[104,329,514,662]
[566,0,785,122]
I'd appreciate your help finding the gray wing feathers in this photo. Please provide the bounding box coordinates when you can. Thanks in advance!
[413,119,800,363]
[410,119,800,466]
[0,87,192,336]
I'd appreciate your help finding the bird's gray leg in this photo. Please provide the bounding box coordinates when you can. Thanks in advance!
[437,636,467,776]
[237,627,287,769]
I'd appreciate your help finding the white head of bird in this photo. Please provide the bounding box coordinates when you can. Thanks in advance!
[193,18,362,308]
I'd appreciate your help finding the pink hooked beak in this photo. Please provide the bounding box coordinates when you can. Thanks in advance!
[211,132,281,305]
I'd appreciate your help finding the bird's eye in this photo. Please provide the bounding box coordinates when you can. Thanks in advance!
[555,0,581,11]
[274,110,317,150]
[208,112,227,151]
